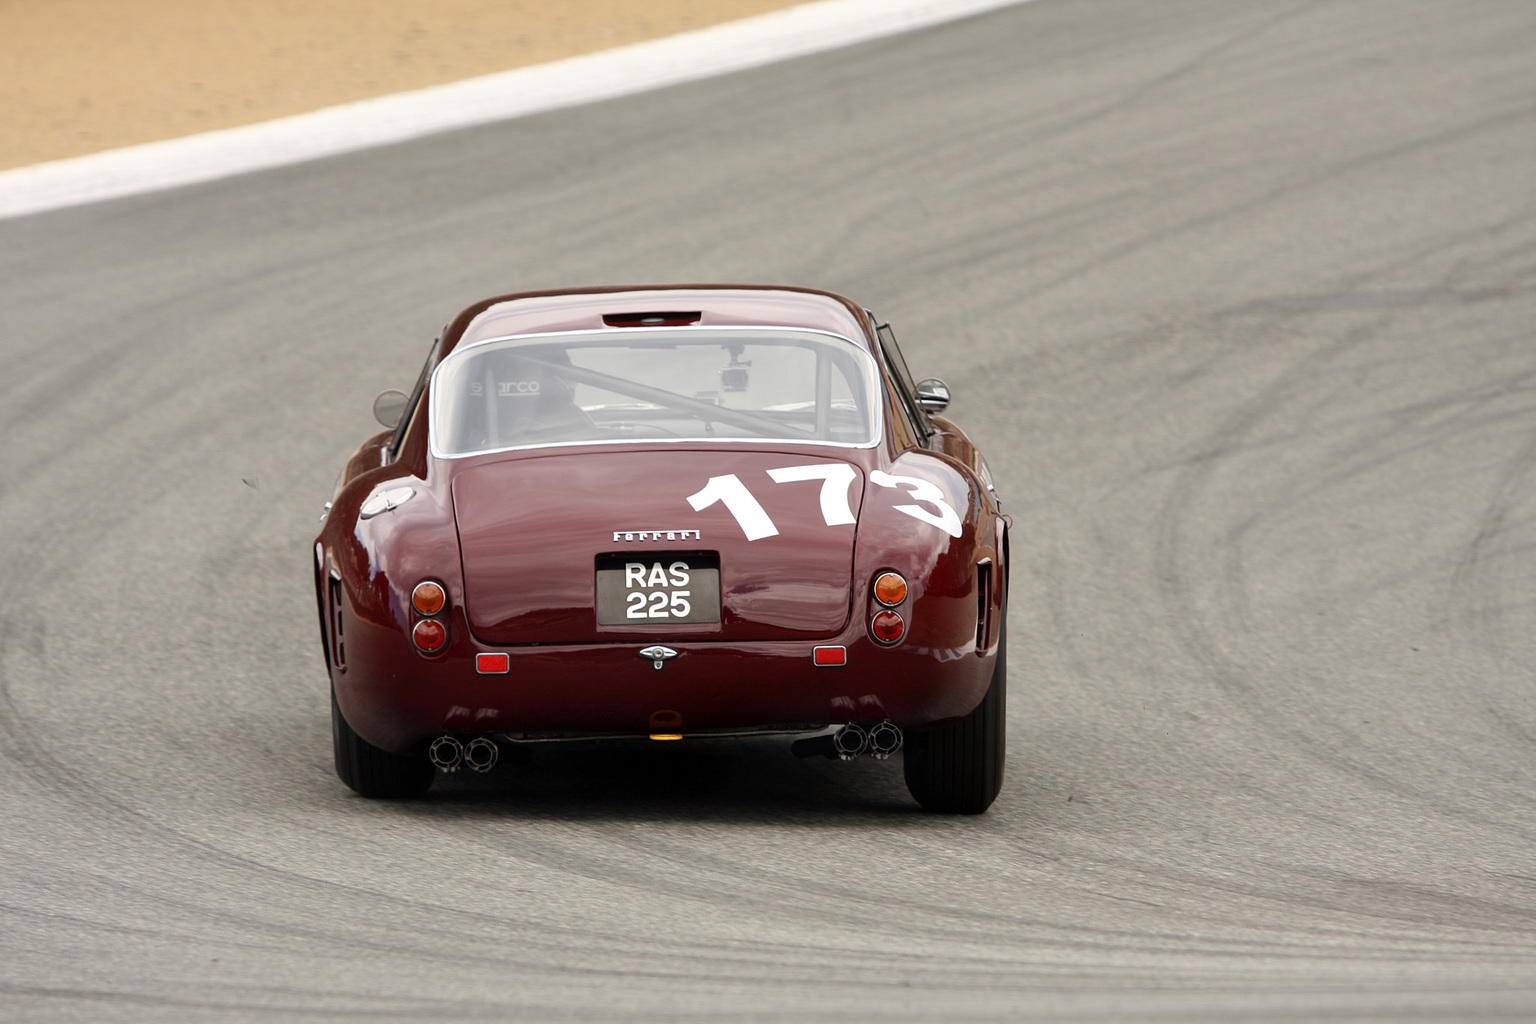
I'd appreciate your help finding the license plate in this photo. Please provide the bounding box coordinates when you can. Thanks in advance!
[596,553,720,625]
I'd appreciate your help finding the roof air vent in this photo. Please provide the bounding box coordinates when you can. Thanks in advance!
[602,311,701,327]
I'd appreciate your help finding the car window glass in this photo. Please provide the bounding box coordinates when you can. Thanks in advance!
[430,328,879,456]
[875,322,932,444]
[388,336,439,461]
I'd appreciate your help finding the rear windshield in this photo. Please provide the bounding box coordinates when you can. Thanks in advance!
[430,327,881,457]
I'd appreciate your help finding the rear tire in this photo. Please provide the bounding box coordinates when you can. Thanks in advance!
[332,687,434,798]
[903,626,1005,814]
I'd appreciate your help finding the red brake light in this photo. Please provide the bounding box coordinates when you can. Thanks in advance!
[870,610,905,645]
[412,618,447,653]
[873,572,907,606]
[412,581,446,616]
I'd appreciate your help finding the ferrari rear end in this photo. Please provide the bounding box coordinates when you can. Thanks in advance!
[317,286,1007,811]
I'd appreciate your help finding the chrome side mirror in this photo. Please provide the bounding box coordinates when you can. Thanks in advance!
[914,377,950,414]
[372,389,410,428]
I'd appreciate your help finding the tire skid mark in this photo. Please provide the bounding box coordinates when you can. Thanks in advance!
[1148,301,1536,841]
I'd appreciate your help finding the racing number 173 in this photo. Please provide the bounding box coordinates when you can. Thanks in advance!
[686,464,961,541]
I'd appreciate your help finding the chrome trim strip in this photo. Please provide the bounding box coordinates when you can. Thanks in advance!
[434,435,880,460]
[497,724,833,744]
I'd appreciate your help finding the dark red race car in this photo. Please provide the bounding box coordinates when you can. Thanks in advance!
[315,285,1008,812]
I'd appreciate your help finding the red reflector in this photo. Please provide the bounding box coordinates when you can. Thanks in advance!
[870,610,905,645]
[412,618,447,653]
[813,646,847,667]
[476,652,509,674]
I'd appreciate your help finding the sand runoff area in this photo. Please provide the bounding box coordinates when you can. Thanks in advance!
[1,0,809,171]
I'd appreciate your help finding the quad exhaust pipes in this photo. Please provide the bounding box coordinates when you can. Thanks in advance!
[792,721,903,761]
[428,735,500,773]
[434,726,899,768]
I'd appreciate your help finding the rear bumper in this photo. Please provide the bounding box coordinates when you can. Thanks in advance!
[333,611,996,753]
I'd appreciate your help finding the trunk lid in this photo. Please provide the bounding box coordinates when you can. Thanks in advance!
[453,449,863,644]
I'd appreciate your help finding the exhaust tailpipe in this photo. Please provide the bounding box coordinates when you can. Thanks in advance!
[464,736,499,773]
[832,723,869,761]
[429,735,464,772]
[867,721,903,760]
[792,722,898,761]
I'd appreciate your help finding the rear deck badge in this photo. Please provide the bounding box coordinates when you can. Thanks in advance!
[613,529,702,542]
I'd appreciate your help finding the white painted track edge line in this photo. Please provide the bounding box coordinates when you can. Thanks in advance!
[0,0,1034,221]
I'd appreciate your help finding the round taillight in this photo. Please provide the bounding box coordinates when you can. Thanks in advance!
[412,581,446,616]
[412,618,447,653]
[873,572,907,606]
[870,609,905,645]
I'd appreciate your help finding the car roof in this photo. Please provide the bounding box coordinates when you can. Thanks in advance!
[447,285,875,355]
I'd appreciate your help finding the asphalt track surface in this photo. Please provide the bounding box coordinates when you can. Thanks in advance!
[1,0,1534,1019]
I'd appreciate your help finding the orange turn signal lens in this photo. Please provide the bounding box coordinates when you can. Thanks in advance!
[412,618,447,653]
[873,572,907,606]
[412,581,446,616]
[871,609,905,645]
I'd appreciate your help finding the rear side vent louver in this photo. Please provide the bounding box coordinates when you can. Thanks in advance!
[602,311,701,327]
[328,575,347,671]
[975,561,992,655]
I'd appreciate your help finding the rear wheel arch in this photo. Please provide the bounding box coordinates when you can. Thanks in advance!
[331,686,434,798]
[902,616,1006,814]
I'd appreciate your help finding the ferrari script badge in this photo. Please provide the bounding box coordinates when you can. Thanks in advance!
[639,645,679,670]
[614,530,702,542]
